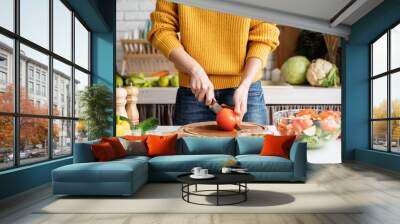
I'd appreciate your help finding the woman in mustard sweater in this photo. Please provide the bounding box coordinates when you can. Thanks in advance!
[148,0,280,125]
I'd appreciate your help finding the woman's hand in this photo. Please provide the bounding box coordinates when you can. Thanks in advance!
[233,82,250,121]
[190,67,215,106]
[169,48,214,106]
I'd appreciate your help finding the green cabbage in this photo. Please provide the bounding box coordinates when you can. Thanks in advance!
[281,56,310,85]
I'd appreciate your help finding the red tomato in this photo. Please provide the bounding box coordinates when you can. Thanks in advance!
[216,108,239,131]
[320,117,340,132]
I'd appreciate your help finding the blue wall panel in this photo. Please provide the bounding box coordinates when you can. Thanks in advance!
[343,0,400,170]
[0,158,72,199]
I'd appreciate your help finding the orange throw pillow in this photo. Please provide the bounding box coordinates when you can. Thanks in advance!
[91,142,117,162]
[101,137,126,158]
[124,135,148,142]
[146,134,177,157]
[260,134,296,159]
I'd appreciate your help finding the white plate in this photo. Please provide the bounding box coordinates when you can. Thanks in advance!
[190,174,215,179]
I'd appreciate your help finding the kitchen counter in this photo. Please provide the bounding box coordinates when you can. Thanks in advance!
[137,84,341,104]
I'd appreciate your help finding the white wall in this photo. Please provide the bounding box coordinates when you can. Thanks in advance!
[116,0,155,71]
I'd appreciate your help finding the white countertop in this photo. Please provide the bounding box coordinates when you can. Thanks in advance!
[137,85,341,105]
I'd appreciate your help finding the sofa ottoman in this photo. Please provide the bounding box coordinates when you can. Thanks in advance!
[53,156,148,196]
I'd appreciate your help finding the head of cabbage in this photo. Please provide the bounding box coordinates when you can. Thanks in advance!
[281,56,310,85]
[306,59,340,87]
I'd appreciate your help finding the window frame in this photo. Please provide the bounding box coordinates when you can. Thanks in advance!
[0,0,92,171]
[370,20,400,154]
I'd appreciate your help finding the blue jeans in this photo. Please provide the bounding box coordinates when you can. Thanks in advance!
[174,80,267,125]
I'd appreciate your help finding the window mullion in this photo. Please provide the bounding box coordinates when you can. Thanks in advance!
[13,0,21,167]
[71,10,76,155]
[48,0,54,160]
[387,30,391,153]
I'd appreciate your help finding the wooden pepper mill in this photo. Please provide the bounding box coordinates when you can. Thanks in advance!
[126,85,140,125]
[116,87,128,118]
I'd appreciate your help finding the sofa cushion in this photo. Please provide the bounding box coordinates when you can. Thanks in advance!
[147,134,178,157]
[236,137,263,155]
[53,158,147,183]
[236,155,293,172]
[91,142,118,161]
[179,137,236,155]
[149,154,235,172]
[101,137,127,158]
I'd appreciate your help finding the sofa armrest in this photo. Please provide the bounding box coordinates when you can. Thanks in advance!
[289,141,307,181]
[73,140,99,163]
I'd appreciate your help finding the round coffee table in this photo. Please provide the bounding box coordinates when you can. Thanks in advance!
[177,173,255,206]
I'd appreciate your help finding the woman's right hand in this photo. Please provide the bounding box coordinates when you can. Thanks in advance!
[190,67,215,106]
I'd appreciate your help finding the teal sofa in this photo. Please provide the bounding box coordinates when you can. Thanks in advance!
[52,137,307,196]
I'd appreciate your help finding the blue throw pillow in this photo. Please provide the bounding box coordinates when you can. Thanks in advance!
[236,136,264,155]
[179,137,236,155]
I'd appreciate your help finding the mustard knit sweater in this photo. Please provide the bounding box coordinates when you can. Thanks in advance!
[148,0,280,89]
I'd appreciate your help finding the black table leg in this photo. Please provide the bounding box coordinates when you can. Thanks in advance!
[216,184,219,206]
[195,184,197,192]
[245,183,247,201]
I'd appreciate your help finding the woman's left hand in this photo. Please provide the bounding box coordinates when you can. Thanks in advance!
[233,83,250,121]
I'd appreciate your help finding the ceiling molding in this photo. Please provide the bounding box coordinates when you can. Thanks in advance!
[172,0,351,37]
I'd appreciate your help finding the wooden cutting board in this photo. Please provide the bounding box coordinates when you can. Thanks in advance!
[181,121,266,137]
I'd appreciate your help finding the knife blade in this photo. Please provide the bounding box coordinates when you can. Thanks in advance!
[209,99,223,114]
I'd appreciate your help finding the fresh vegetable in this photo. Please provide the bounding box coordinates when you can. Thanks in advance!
[281,56,310,85]
[125,75,145,86]
[274,109,341,149]
[296,30,327,60]
[216,108,240,131]
[116,75,124,87]
[133,118,159,135]
[306,59,340,87]
[151,70,169,77]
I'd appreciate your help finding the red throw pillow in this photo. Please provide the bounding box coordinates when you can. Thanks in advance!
[91,142,117,162]
[146,134,177,157]
[260,134,296,159]
[124,135,148,142]
[101,137,126,158]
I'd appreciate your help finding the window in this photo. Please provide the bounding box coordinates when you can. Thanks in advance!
[0,0,91,170]
[0,35,14,113]
[370,23,400,154]
[0,0,14,31]
[28,67,34,80]
[28,81,34,94]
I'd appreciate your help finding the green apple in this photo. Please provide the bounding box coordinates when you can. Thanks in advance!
[158,76,170,87]
[171,75,179,87]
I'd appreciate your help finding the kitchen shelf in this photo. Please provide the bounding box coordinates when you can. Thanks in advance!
[137,85,341,105]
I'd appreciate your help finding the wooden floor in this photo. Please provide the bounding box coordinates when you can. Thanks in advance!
[1,162,400,224]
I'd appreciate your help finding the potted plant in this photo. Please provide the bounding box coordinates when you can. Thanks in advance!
[79,84,113,140]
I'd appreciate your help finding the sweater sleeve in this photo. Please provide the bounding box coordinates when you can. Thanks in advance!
[147,0,183,58]
[246,20,280,67]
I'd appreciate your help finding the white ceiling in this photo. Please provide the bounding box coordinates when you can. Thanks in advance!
[172,0,384,37]
[227,0,352,21]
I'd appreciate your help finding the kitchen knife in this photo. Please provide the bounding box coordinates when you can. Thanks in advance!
[209,99,223,114]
